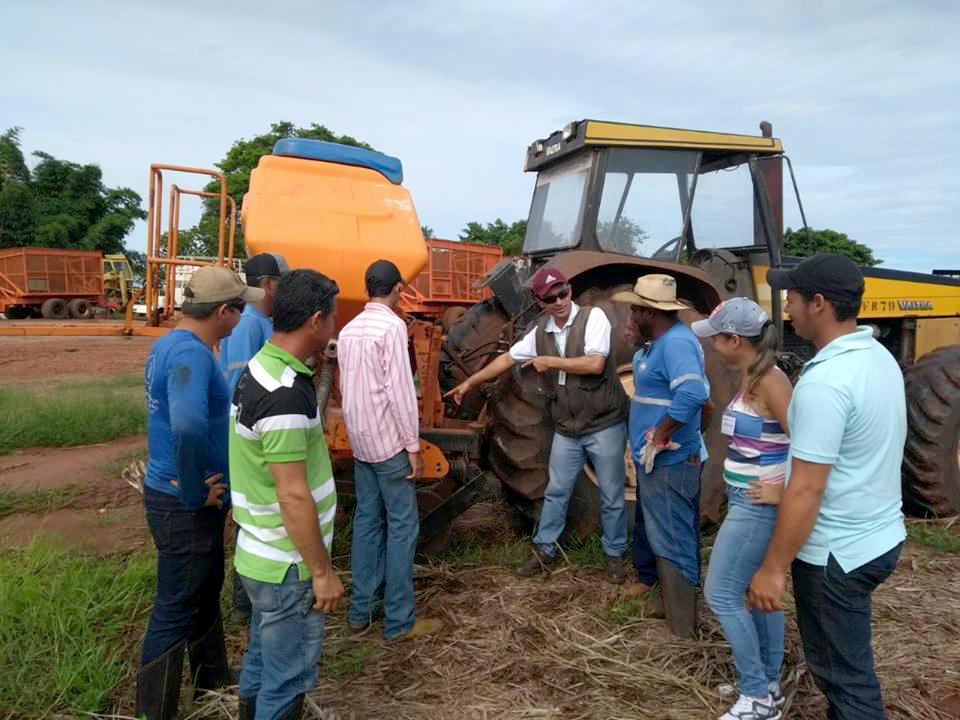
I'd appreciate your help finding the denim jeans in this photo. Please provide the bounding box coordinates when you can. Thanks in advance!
[705,486,784,697]
[632,455,701,586]
[239,565,326,718]
[348,451,419,640]
[533,422,627,558]
[792,543,902,720]
[141,487,226,665]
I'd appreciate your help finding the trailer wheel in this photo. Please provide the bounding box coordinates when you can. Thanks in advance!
[41,298,68,319]
[67,298,95,319]
[902,345,960,516]
[4,306,30,320]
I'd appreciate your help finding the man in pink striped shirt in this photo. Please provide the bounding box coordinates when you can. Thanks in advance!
[338,259,441,642]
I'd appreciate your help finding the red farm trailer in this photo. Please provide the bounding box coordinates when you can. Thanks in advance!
[0,247,109,319]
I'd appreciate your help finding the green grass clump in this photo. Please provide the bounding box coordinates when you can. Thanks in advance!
[907,521,960,554]
[0,484,85,518]
[0,374,146,454]
[606,593,651,625]
[438,537,529,567]
[318,638,377,680]
[0,539,154,716]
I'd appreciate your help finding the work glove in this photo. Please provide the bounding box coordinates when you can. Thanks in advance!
[639,428,680,474]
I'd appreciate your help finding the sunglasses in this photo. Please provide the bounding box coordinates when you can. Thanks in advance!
[226,299,246,313]
[539,287,570,304]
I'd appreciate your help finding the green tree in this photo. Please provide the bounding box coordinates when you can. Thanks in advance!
[783,227,881,266]
[186,121,373,257]
[459,218,527,256]
[0,128,145,254]
[0,128,36,247]
[421,225,434,238]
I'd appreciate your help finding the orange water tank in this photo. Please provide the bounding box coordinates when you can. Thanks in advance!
[242,140,428,327]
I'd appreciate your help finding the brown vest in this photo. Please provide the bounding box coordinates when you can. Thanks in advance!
[533,306,629,437]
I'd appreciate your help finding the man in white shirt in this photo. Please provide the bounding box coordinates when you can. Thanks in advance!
[447,267,630,582]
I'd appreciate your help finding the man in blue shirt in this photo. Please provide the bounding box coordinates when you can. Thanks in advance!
[220,253,288,399]
[613,274,707,638]
[219,252,288,623]
[750,254,906,720]
[138,265,263,720]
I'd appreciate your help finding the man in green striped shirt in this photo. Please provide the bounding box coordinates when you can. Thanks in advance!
[229,269,341,720]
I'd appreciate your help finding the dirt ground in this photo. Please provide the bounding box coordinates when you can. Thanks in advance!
[2,335,960,719]
[0,335,155,383]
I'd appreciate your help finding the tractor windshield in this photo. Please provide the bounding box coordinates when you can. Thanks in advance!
[524,153,593,253]
[596,148,698,258]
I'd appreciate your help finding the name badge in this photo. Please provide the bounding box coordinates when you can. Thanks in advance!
[558,370,567,386]
[721,411,736,436]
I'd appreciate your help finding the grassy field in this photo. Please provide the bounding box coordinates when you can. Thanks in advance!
[0,539,154,717]
[0,374,146,454]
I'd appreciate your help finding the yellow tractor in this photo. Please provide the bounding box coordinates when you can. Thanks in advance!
[441,119,960,530]
[102,253,137,309]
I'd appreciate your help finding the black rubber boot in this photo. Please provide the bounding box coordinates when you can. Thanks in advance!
[655,557,698,638]
[275,694,305,719]
[135,641,185,720]
[238,695,257,720]
[188,613,232,697]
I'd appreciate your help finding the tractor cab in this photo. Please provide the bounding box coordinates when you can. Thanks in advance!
[522,119,791,323]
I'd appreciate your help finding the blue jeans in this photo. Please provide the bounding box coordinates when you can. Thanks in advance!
[792,543,902,720]
[705,486,784,697]
[533,422,627,558]
[632,455,701,586]
[239,565,326,719]
[348,451,419,640]
[142,487,226,664]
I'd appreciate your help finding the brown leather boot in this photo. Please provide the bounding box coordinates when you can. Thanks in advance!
[605,554,627,584]
[515,546,557,577]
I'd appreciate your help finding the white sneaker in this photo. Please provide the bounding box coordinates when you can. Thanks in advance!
[768,681,785,709]
[718,693,782,720]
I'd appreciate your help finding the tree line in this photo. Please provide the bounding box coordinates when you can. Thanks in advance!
[0,123,881,274]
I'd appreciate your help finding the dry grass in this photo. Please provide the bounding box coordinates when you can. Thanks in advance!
[92,507,960,720]
[177,508,960,720]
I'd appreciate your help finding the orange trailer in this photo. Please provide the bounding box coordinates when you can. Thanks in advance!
[400,238,501,328]
[0,247,109,320]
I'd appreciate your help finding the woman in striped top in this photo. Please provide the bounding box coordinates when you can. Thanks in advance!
[692,298,793,720]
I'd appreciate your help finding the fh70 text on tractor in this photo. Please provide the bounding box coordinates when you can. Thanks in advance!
[142,119,960,551]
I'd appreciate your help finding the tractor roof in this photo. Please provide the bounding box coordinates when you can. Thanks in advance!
[524,119,783,171]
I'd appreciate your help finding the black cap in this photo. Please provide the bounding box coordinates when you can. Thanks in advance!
[365,259,404,297]
[767,253,864,303]
[244,253,289,285]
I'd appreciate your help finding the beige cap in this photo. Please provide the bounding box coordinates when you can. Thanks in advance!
[184,265,265,304]
[611,274,689,311]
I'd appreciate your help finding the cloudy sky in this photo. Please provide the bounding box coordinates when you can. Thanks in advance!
[3,0,958,271]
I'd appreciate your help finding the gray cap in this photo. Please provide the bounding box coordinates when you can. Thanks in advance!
[691,297,769,338]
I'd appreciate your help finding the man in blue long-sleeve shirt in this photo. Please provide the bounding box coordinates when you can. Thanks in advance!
[220,252,288,399]
[137,265,263,720]
[613,274,707,638]
[218,252,288,623]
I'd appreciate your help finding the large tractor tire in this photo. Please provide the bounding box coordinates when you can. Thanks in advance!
[902,345,960,517]
[439,297,510,420]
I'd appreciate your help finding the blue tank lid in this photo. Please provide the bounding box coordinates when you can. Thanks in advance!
[272,138,403,185]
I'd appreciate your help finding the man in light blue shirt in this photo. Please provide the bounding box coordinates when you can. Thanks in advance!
[218,251,287,623]
[220,252,288,400]
[750,254,905,720]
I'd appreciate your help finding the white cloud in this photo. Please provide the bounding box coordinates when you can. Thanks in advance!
[2,0,957,271]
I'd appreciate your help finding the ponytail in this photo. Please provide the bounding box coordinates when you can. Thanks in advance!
[744,322,779,401]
